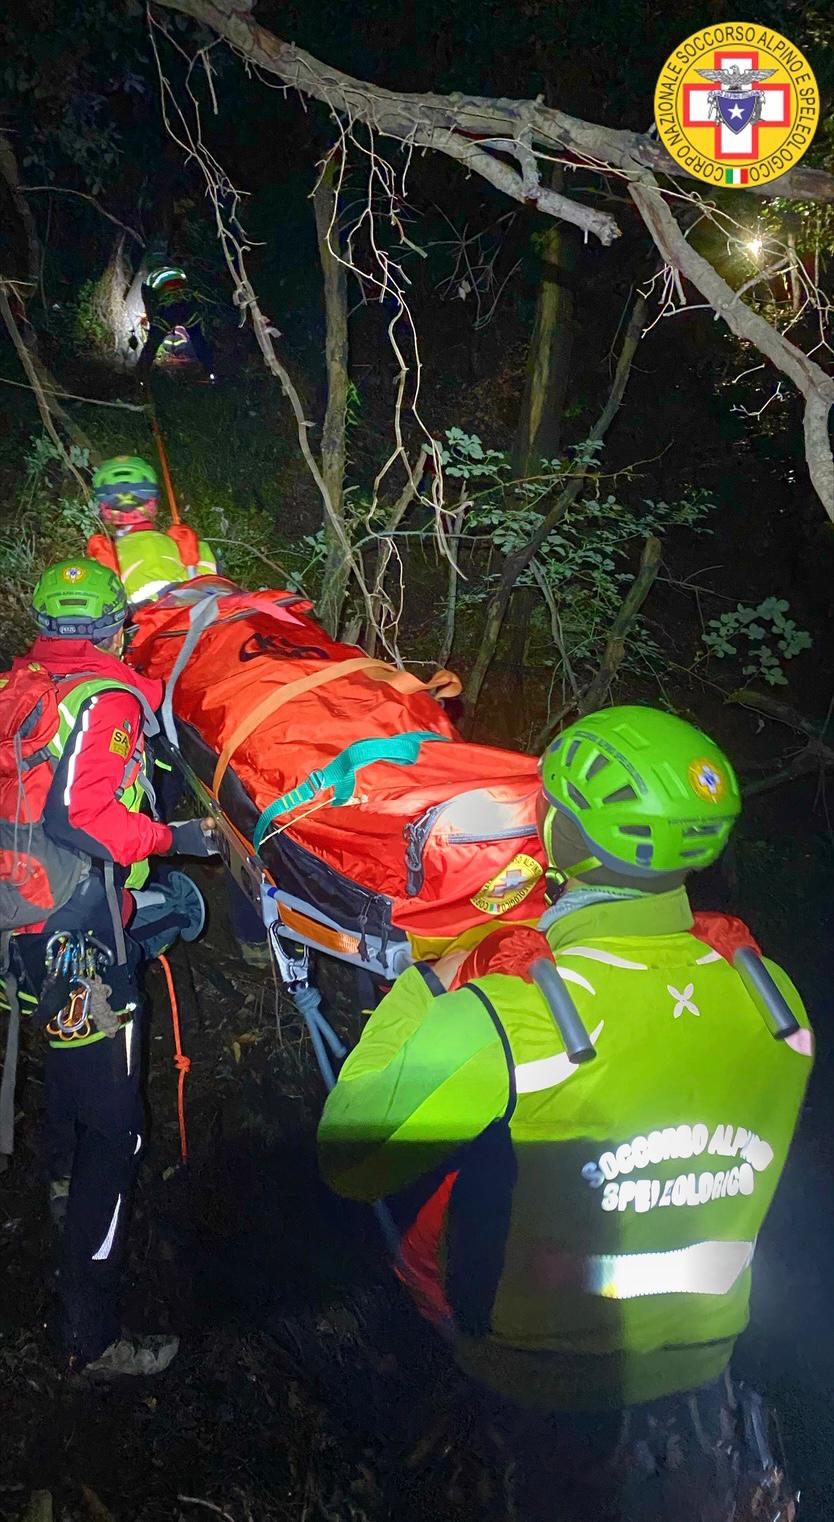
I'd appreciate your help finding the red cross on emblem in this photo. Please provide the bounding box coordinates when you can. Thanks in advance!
[683,50,790,162]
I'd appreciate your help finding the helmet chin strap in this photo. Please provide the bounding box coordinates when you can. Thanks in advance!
[542,804,601,901]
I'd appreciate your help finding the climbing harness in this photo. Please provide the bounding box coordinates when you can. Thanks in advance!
[40,931,132,1043]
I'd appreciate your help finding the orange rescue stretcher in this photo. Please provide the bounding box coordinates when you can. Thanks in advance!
[128,577,547,981]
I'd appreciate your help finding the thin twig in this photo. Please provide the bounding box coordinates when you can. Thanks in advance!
[437,487,468,670]
[0,283,88,493]
[178,1498,236,1522]
[0,374,145,411]
[20,186,144,245]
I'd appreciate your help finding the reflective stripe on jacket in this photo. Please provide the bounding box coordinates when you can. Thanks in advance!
[115,529,216,606]
[318,889,812,1409]
[48,676,157,889]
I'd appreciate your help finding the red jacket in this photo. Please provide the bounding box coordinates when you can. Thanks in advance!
[21,638,173,866]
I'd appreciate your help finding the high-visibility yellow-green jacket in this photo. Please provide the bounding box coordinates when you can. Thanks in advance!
[318,889,812,1410]
[87,528,216,608]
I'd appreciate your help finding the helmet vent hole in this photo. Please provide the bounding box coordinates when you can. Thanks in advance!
[619,824,651,838]
[684,824,720,837]
[603,785,637,804]
[566,782,589,810]
[566,739,581,766]
[586,754,610,780]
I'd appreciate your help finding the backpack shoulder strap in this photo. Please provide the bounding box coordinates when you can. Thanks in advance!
[55,676,159,741]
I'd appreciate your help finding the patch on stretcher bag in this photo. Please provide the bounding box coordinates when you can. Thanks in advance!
[470,852,543,916]
[128,579,546,973]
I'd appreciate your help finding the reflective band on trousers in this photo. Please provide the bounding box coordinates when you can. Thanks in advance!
[541,1239,754,1299]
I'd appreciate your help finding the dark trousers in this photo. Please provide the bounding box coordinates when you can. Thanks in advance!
[137,301,213,378]
[44,1020,144,1363]
[12,872,176,1364]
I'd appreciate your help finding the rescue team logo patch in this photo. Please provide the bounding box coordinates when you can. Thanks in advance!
[61,564,87,583]
[471,853,543,917]
[654,23,819,188]
[109,728,131,759]
[688,757,726,803]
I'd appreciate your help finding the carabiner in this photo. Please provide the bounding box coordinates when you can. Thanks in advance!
[56,978,92,1033]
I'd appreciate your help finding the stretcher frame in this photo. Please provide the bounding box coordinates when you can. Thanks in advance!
[161,736,400,982]
[162,735,403,1258]
[161,737,364,1079]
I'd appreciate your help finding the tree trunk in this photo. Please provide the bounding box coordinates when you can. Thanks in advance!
[0,131,40,287]
[88,232,144,369]
[513,168,576,475]
[313,157,351,637]
[464,293,646,718]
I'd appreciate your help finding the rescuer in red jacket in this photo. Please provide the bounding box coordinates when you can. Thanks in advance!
[7,558,217,1377]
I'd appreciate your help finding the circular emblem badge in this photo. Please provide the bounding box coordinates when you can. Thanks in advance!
[61,564,86,583]
[654,23,819,188]
[689,757,726,804]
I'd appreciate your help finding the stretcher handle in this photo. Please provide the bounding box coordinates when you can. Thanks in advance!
[211,657,462,796]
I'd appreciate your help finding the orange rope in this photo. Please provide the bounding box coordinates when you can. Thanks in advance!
[148,410,182,526]
[157,952,190,1163]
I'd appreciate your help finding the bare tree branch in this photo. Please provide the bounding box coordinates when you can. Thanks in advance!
[0,133,41,284]
[366,445,428,658]
[313,152,351,635]
[729,687,834,797]
[579,534,661,714]
[150,0,834,219]
[533,535,661,749]
[436,486,468,670]
[148,0,834,518]
[20,186,144,246]
[0,282,90,490]
[629,177,834,517]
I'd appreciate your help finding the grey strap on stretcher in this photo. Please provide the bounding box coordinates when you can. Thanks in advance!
[161,591,224,747]
[530,957,597,1064]
[159,585,310,749]
[0,932,20,1161]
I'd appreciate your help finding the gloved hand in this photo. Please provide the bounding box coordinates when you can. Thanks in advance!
[167,818,219,858]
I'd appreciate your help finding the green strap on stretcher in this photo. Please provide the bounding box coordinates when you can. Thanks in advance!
[253,731,449,852]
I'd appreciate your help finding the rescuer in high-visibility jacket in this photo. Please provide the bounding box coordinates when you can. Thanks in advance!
[136,265,214,382]
[5,559,218,1378]
[318,706,812,1519]
[86,455,216,609]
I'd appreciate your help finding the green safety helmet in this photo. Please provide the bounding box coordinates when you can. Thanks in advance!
[540,705,740,881]
[92,455,159,527]
[33,558,127,643]
[147,265,187,291]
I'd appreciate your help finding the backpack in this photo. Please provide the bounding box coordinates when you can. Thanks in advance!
[0,662,89,931]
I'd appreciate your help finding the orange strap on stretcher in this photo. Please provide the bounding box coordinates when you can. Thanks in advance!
[211,657,461,796]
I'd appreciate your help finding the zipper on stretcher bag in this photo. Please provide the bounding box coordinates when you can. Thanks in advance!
[404,791,538,897]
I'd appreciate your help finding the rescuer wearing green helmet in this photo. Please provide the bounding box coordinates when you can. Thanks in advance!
[318,705,812,1520]
[86,454,217,608]
[136,264,215,381]
[2,559,218,1378]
